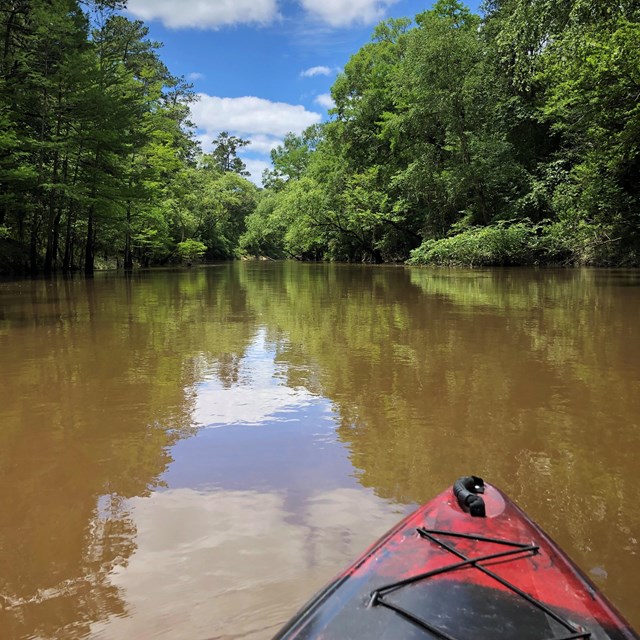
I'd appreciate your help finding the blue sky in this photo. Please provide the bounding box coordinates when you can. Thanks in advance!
[123,0,482,183]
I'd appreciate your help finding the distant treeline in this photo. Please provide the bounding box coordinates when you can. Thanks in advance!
[1,0,639,274]
[241,0,640,267]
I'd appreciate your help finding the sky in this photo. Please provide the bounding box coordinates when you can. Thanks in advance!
[122,0,482,184]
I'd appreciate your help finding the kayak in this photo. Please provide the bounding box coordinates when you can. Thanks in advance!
[274,476,638,640]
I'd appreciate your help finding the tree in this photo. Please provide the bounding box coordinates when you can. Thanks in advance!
[239,190,289,258]
[176,238,206,263]
[482,0,640,264]
[210,131,250,175]
[540,18,640,262]
[163,161,258,260]
[262,125,322,190]
[329,17,410,175]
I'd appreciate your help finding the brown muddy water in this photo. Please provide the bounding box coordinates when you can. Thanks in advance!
[0,262,638,639]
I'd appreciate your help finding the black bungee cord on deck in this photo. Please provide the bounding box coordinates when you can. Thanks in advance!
[367,476,592,640]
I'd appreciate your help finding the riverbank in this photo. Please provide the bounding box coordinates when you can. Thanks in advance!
[407,220,638,268]
[3,218,638,276]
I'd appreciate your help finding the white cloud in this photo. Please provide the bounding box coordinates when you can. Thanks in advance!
[242,158,272,186]
[126,0,279,29]
[300,0,398,27]
[194,132,211,153]
[247,134,283,155]
[190,96,321,183]
[196,133,279,157]
[188,72,204,81]
[315,93,335,109]
[194,329,316,425]
[194,364,313,426]
[301,65,332,78]
[191,94,321,138]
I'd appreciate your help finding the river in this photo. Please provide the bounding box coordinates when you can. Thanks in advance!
[0,262,638,639]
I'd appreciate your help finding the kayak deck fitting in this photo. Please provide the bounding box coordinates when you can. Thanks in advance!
[274,476,638,640]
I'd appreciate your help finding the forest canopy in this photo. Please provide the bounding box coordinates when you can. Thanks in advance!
[242,0,640,267]
[1,0,638,273]
[0,0,257,274]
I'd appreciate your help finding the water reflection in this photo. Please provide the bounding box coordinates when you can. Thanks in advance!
[0,268,256,638]
[194,329,316,429]
[162,402,348,495]
[89,488,404,640]
[0,264,639,638]
[237,264,640,624]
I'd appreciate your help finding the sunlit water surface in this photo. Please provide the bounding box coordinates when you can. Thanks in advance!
[0,263,638,639]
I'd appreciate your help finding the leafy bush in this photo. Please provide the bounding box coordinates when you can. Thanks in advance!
[177,239,207,263]
[407,221,553,266]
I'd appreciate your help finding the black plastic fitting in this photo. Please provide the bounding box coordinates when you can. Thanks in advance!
[453,475,486,517]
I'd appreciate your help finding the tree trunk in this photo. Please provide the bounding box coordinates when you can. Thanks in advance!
[43,149,60,274]
[44,228,54,273]
[62,146,82,272]
[63,203,74,272]
[44,87,67,273]
[85,145,101,275]
[51,209,63,267]
[29,215,39,274]
[124,201,133,269]
[84,205,95,274]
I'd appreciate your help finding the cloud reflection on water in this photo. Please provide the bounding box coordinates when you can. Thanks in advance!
[90,488,406,640]
[194,329,316,429]
[88,323,412,639]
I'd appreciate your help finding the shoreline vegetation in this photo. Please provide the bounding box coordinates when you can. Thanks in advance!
[1,0,638,275]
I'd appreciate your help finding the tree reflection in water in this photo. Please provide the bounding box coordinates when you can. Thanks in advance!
[0,264,639,637]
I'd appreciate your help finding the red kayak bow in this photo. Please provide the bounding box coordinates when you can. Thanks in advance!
[274,476,638,640]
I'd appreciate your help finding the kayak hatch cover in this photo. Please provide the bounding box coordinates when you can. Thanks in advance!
[273,476,639,640]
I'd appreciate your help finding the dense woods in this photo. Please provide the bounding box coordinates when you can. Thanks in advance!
[0,0,257,274]
[243,0,640,266]
[1,0,638,273]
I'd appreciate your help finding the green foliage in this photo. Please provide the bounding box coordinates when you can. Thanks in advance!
[166,164,258,260]
[408,221,555,266]
[1,0,638,270]
[240,178,329,260]
[278,178,329,259]
[262,127,320,190]
[239,191,289,258]
[244,0,640,267]
[0,1,257,273]
[209,131,250,176]
[539,17,640,259]
[176,239,206,263]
